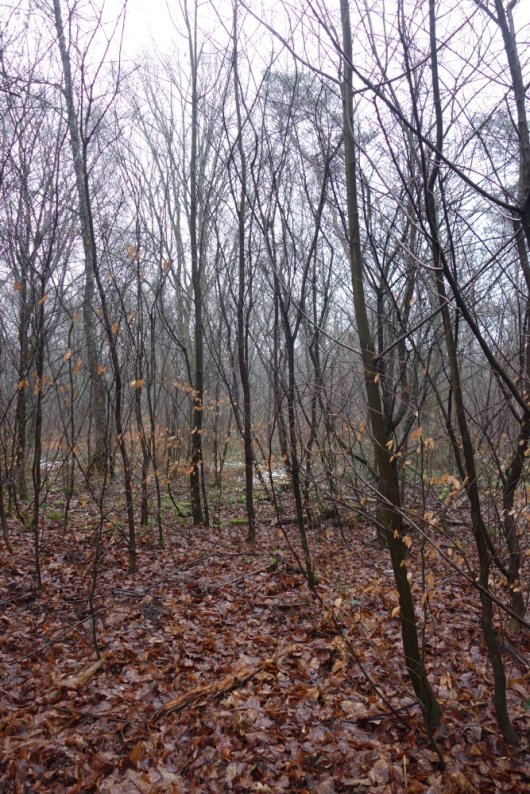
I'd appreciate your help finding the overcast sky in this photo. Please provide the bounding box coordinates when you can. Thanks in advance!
[121,0,276,60]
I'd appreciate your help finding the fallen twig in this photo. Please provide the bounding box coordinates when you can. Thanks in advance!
[154,644,297,721]
[20,606,112,661]
[57,658,104,689]
[206,564,273,590]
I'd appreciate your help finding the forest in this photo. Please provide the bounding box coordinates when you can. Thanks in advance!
[1,0,529,790]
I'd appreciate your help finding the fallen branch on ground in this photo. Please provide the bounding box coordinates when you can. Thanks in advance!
[153,644,297,721]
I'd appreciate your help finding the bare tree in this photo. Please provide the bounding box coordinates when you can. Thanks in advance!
[340,0,442,732]
[51,0,110,476]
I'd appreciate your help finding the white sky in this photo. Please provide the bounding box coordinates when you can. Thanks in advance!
[120,0,279,61]
[123,0,185,56]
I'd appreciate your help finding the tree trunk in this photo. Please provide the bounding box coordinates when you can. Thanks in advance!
[14,272,29,501]
[340,0,442,732]
[0,466,13,554]
[233,2,256,544]
[423,0,517,744]
[53,0,135,572]
[186,2,207,526]
[52,0,107,477]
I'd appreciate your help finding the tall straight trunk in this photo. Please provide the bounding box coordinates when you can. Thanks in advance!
[92,275,137,573]
[13,163,37,503]
[0,304,12,553]
[53,0,135,571]
[283,316,314,585]
[340,0,441,731]
[147,309,164,547]
[63,318,77,532]
[272,295,289,465]
[31,293,46,589]
[135,370,149,530]
[14,272,29,500]
[310,332,339,514]
[133,248,150,528]
[233,2,255,544]
[186,4,207,526]
[52,0,107,476]
[0,275,9,546]
[424,0,517,744]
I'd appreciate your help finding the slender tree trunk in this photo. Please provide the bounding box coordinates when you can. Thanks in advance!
[501,222,530,630]
[0,466,13,554]
[186,4,207,526]
[284,319,314,586]
[62,318,76,532]
[502,413,528,632]
[31,298,46,589]
[133,251,150,528]
[14,274,29,501]
[92,291,136,574]
[424,0,517,744]
[147,310,164,546]
[52,0,107,476]
[340,0,442,731]
[53,0,135,571]
[272,296,289,466]
[233,2,255,544]
[491,0,530,632]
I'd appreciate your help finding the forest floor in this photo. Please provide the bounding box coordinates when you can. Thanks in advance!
[1,486,530,792]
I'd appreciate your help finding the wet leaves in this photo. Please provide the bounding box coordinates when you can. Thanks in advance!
[0,501,529,791]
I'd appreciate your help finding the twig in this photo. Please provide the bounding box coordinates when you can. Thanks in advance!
[154,644,297,721]
[206,564,272,590]
[19,606,112,661]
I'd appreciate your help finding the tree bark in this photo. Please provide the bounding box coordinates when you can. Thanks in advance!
[340,0,442,732]
[232,1,256,544]
[423,0,517,744]
[185,1,207,526]
[52,0,107,476]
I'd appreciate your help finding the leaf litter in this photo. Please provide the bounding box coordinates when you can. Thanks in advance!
[1,497,529,792]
